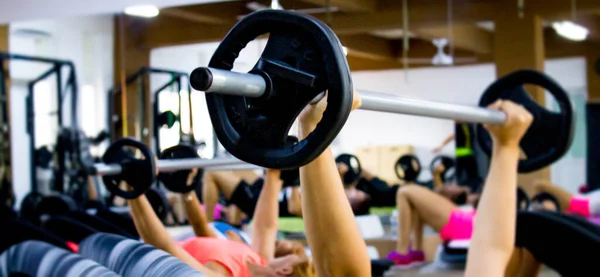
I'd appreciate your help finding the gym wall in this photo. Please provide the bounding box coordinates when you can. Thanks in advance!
[151,41,587,193]
[8,15,114,207]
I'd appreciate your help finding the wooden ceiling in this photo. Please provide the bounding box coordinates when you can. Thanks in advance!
[124,0,600,71]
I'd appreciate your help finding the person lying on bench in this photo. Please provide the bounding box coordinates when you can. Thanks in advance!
[126,91,370,277]
[127,166,314,276]
[531,182,600,218]
[343,163,475,215]
[202,169,303,222]
[340,165,400,214]
[386,100,533,274]
[431,164,481,207]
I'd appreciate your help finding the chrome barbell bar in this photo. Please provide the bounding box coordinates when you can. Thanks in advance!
[191,67,507,124]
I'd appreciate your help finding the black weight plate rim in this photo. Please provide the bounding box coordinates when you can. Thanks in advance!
[102,138,156,199]
[395,154,421,181]
[335,154,363,184]
[205,10,352,169]
[530,192,561,211]
[157,144,200,194]
[476,70,575,173]
[429,155,456,182]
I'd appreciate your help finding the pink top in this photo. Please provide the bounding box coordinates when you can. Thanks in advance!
[178,237,267,277]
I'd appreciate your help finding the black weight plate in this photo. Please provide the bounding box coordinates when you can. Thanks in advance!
[517,187,530,211]
[145,188,170,222]
[335,154,362,185]
[429,155,456,183]
[476,70,574,173]
[19,191,43,222]
[199,10,352,169]
[101,138,156,199]
[36,194,78,217]
[157,144,201,194]
[395,154,421,182]
[280,136,300,186]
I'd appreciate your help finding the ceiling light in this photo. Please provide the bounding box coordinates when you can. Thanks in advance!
[552,21,588,41]
[124,5,160,18]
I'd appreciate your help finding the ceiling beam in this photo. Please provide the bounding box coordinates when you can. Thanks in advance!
[296,0,376,12]
[141,17,233,48]
[161,8,230,25]
[162,1,244,25]
[338,34,395,60]
[311,0,600,34]
[415,25,493,54]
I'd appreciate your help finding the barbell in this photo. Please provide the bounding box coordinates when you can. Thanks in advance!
[88,137,300,199]
[89,139,248,199]
[189,9,574,172]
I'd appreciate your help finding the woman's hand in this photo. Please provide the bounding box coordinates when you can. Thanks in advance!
[484,100,533,148]
[298,91,362,132]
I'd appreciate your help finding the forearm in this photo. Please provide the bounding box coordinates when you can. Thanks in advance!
[183,192,217,237]
[128,195,178,252]
[439,134,454,148]
[251,170,283,260]
[128,193,222,276]
[288,187,303,217]
[299,124,370,276]
[467,145,519,269]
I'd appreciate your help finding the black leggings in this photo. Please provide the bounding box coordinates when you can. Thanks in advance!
[456,155,482,191]
[357,178,399,207]
[229,179,264,217]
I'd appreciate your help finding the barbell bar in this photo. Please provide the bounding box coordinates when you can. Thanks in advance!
[191,67,507,124]
[91,156,247,176]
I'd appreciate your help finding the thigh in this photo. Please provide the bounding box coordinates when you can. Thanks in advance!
[401,185,456,231]
[208,171,243,198]
[233,170,260,184]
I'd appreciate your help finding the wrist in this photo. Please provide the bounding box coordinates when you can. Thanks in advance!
[492,143,520,156]
[298,123,317,140]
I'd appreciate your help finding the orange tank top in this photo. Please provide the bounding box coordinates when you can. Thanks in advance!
[178,237,268,277]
